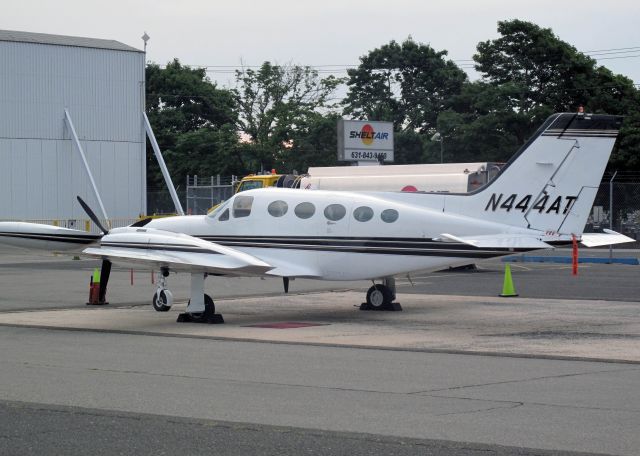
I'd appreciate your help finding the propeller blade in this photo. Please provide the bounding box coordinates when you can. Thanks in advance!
[283,277,289,293]
[98,259,111,304]
[77,196,109,234]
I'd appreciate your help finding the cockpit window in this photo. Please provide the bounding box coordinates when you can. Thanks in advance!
[208,199,230,218]
[233,195,254,218]
[218,208,229,221]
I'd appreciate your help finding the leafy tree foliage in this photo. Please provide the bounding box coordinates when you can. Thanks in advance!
[343,38,467,133]
[438,19,640,168]
[281,113,342,173]
[233,62,342,171]
[145,59,237,188]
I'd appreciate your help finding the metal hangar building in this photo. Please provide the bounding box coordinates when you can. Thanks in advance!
[0,29,146,224]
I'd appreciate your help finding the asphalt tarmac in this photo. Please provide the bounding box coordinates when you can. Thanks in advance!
[1,246,639,455]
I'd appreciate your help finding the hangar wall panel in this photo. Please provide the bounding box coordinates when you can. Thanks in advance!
[0,36,146,220]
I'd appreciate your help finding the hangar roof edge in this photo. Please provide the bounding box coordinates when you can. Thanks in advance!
[0,29,143,53]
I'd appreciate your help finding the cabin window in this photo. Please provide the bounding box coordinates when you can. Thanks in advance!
[208,199,230,218]
[294,202,315,219]
[233,195,254,218]
[324,204,346,221]
[353,206,373,222]
[268,200,288,217]
[218,208,229,221]
[381,209,399,223]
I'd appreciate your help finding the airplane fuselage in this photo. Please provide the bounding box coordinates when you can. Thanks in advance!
[145,188,535,280]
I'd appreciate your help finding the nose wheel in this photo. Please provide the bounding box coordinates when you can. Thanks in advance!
[152,288,173,312]
[152,268,173,312]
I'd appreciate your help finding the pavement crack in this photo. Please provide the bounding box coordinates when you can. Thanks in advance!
[432,401,524,417]
[410,366,639,394]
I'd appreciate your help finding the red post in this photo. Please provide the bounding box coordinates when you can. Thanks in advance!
[572,234,578,276]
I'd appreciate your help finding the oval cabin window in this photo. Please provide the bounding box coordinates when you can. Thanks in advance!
[353,206,374,222]
[268,200,288,217]
[324,204,346,221]
[294,202,316,219]
[380,209,399,223]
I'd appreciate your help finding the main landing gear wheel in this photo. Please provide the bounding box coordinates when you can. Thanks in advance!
[177,294,224,324]
[366,284,393,309]
[187,294,215,321]
[361,279,402,311]
[152,289,173,312]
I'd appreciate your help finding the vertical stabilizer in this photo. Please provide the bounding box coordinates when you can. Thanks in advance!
[442,113,622,235]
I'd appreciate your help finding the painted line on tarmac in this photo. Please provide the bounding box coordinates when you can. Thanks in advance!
[1,322,638,366]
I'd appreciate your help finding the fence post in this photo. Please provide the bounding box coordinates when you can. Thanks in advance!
[609,171,618,262]
[186,175,190,216]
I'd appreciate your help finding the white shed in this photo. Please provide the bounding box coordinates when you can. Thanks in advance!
[0,29,146,223]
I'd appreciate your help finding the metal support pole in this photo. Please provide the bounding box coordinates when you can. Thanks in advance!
[440,139,444,164]
[143,112,185,216]
[64,109,109,222]
[609,171,618,262]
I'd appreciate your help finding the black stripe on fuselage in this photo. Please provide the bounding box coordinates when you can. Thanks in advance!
[195,235,536,259]
[100,241,216,254]
[0,232,101,244]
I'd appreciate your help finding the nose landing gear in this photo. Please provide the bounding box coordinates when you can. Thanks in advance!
[152,268,173,312]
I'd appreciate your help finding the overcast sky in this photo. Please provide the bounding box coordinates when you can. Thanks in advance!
[3,0,639,88]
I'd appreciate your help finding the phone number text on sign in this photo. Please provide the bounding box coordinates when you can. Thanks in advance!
[350,151,388,160]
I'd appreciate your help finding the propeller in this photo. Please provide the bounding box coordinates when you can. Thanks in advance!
[283,277,289,293]
[77,196,109,234]
[77,196,111,304]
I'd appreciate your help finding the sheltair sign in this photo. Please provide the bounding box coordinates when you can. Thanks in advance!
[337,119,394,162]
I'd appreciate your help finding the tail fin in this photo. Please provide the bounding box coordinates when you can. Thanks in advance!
[442,113,623,236]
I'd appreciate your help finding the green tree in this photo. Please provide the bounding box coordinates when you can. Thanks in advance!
[145,59,238,188]
[233,62,342,172]
[281,113,342,173]
[343,38,467,133]
[440,20,640,167]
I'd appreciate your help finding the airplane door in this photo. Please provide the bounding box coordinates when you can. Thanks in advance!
[316,202,351,279]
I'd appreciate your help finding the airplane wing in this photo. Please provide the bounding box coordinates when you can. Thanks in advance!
[83,227,273,276]
[580,229,635,247]
[439,233,552,249]
[0,221,100,251]
[264,264,322,279]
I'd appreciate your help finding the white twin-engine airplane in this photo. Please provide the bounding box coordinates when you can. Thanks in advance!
[0,113,634,322]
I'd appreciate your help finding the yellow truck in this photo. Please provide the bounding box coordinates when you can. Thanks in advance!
[234,171,302,193]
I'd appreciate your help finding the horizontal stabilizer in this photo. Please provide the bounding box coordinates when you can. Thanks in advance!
[580,229,635,247]
[440,233,552,249]
[83,227,273,276]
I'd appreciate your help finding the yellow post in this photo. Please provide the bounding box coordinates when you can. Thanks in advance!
[499,263,518,297]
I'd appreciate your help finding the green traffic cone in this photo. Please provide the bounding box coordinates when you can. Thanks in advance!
[499,263,518,297]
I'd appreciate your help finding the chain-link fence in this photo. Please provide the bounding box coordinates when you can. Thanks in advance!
[185,175,237,215]
[147,188,186,216]
[589,173,640,248]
